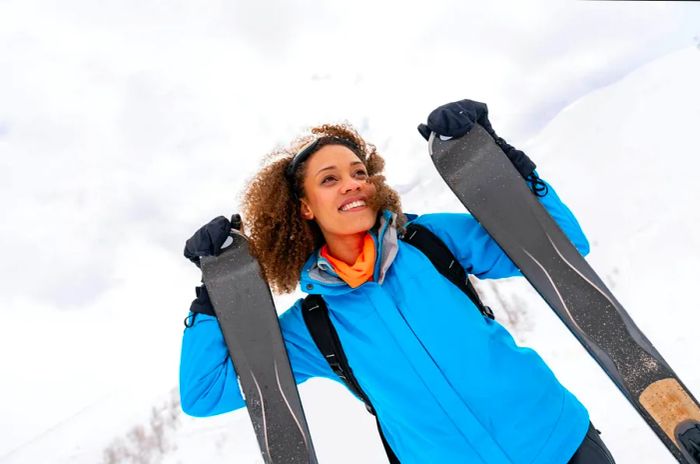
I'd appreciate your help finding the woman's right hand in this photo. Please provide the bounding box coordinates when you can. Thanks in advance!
[183,214,241,324]
[183,214,241,268]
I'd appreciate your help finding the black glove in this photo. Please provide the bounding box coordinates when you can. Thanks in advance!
[184,214,241,268]
[188,284,215,318]
[417,99,537,181]
[183,214,241,325]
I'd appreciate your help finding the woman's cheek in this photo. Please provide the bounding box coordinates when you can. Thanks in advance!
[365,181,382,212]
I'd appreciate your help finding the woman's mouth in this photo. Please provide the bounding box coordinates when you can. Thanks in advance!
[339,200,367,212]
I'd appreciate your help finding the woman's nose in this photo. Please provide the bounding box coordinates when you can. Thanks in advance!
[341,176,363,193]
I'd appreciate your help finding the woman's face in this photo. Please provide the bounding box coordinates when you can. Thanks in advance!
[299,144,378,239]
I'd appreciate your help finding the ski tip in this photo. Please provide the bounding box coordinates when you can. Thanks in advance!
[224,213,248,243]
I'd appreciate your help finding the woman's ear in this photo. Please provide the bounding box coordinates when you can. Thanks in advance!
[299,199,314,220]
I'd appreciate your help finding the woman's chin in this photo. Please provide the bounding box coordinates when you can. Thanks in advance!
[336,208,378,233]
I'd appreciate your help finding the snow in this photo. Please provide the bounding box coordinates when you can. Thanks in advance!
[1,4,700,463]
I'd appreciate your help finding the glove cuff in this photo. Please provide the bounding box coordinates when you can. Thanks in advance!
[505,148,536,179]
[189,284,216,317]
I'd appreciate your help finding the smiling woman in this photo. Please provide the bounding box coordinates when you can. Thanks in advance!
[179,101,616,464]
[242,122,406,294]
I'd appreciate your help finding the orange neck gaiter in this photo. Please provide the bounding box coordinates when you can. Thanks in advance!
[320,233,376,288]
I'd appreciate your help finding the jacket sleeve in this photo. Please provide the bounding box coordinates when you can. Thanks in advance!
[413,176,590,280]
[179,298,336,417]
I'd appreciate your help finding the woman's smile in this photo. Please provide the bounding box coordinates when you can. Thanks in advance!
[340,204,367,212]
[339,198,368,212]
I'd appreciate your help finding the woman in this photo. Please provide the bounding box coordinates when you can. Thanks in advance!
[179,99,616,463]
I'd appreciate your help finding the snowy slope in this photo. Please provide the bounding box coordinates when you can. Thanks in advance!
[4,46,699,464]
[518,46,700,464]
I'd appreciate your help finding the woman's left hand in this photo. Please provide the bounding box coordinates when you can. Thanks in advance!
[417,99,490,141]
[417,99,537,180]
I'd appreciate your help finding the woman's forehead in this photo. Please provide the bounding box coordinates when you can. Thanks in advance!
[306,144,363,171]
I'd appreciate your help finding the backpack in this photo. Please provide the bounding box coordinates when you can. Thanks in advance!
[301,221,494,463]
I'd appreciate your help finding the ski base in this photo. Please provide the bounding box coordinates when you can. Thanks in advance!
[201,233,317,464]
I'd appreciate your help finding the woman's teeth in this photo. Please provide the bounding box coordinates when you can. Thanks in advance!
[340,200,366,211]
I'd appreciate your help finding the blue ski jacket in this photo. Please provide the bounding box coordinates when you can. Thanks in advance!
[179,178,591,464]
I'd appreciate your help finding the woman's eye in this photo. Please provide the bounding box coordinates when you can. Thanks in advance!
[321,170,366,185]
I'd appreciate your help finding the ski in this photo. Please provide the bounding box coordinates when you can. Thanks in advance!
[428,125,700,464]
[200,223,318,464]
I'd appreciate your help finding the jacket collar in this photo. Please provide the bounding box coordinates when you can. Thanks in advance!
[299,209,400,296]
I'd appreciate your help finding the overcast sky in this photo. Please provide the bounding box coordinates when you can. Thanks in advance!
[1,0,699,455]
[1,0,699,312]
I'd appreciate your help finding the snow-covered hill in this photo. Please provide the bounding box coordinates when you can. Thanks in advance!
[3,46,699,464]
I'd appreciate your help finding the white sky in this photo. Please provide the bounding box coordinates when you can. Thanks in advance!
[1,0,699,310]
[0,0,699,457]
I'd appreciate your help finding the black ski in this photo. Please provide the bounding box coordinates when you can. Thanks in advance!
[428,124,700,463]
[200,224,317,464]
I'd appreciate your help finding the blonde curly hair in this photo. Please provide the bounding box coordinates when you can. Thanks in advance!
[241,122,406,294]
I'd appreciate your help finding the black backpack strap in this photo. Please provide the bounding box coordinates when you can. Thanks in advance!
[301,295,400,464]
[401,222,494,320]
[301,295,371,408]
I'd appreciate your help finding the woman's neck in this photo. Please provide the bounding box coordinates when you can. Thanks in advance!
[324,231,367,265]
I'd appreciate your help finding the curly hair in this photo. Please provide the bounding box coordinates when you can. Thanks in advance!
[241,122,406,294]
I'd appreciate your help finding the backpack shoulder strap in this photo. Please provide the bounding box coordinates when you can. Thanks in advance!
[301,294,400,463]
[401,222,494,320]
[301,294,372,408]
